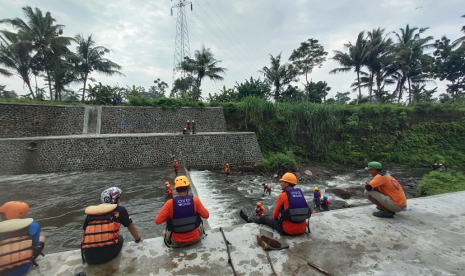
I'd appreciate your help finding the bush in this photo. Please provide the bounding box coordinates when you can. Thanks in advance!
[255,151,297,174]
[417,170,465,197]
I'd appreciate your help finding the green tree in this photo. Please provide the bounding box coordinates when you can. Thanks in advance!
[234,77,271,100]
[0,85,18,99]
[145,78,168,99]
[260,53,298,101]
[0,6,73,100]
[452,15,465,47]
[394,24,434,104]
[0,66,11,77]
[0,32,35,98]
[74,34,124,102]
[411,84,436,104]
[304,81,331,103]
[330,31,369,100]
[432,36,465,95]
[171,75,196,98]
[334,91,351,105]
[180,44,226,91]
[210,86,238,102]
[289,38,327,84]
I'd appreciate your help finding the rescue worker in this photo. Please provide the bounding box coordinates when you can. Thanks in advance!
[313,187,322,211]
[155,176,209,248]
[431,163,440,171]
[254,202,265,217]
[165,182,173,199]
[262,184,271,196]
[81,187,144,264]
[191,120,196,134]
[364,161,407,218]
[239,172,311,235]
[172,158,179,177]
[0,201,46,276]
[321,195,330,211]
[182,128,187,135]
[439,163,446,172]
[223,163,231,178]
[185,120,191,133]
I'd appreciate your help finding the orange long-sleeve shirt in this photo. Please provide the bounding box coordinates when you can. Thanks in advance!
[155,197,209,242]
[273,190,307,235]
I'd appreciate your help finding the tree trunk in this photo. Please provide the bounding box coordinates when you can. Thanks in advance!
[81,73,88,102]
[46,70,53,101]
[357,71,362,100]
[26,80,35,100]
[407,78,412,105]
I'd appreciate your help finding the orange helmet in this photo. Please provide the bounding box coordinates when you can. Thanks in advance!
[256,202,262,206]
[280,172,298,185]
[0,201,29,219]
[174,176,190,188]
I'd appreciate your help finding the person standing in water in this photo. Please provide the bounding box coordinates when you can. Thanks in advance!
[172,158,179,177]
[223,163,231,178]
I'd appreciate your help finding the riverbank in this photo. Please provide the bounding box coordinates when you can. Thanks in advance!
[28,191,465,276]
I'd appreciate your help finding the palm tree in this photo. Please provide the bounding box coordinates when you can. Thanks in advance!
[180,45,226,92]
[0,66,12,77]
[330,31,369,100]
[74,34,124,102]
[394,24,434,104]
[452,15,465,47]
[0,6,73,100]
[0,32,35,99]
[260,53,298,101]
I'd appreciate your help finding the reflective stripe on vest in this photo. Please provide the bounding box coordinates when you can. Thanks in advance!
[280,188,311,223]
[0,226,33,272]
[81,212,121,249]
[167,195,201,233]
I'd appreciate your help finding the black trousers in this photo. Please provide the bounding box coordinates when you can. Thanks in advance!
[84,235,124,265]
[248,215,291,235]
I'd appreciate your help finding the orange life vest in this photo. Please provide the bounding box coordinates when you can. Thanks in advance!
[254,206,265,217]
[173,161,179,170]
[0,223,34,272]
[81,205,120,250]
[224,166,230,173]
[266,184,271,190]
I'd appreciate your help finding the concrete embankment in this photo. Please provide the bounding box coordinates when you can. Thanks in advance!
[29,192,465,276]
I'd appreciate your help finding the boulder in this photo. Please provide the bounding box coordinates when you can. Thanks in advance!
[305,170,313,176]
[326,187,352,199]
[273,174,278,179]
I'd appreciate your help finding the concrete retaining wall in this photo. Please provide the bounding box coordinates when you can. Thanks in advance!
[0,103,85,138]
[0,133,262,175]
[100,106,226,134]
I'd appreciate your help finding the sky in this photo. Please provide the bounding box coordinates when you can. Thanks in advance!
[0,0,464,102]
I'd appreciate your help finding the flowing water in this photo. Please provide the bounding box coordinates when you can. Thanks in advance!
[0,166,429,253]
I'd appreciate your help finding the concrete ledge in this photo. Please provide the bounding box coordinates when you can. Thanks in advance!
[29,192,465,276]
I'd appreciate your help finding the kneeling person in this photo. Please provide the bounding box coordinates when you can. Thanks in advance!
[240,172,311,235]
[81,187,143,265]
[0,201,46,276]
[155,176,209,248]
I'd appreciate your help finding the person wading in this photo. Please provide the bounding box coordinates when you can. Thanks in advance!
[155,176,209,248]
[172,158,179,177]
[254,202,265,217]
[0,201,46,276]
[81,187,143,264]
[239,172,312,235]
[364,162,407,218]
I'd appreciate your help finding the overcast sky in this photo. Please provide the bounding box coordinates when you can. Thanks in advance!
[0,0,463,101]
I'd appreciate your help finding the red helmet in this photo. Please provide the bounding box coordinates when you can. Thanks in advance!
[0,201,29,219]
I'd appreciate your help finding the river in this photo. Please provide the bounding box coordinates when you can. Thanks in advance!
[0,166,428,253]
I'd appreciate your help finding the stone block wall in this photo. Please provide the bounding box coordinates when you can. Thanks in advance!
[100,107,226,134]
[0,103,85,138]
[0,133,262,175]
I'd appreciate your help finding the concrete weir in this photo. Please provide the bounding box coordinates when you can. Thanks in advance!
[29,192,465,276]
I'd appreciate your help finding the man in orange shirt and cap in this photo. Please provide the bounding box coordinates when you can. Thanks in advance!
[155,176,209,248]
[239,172,311,236]
[364,161,407,218]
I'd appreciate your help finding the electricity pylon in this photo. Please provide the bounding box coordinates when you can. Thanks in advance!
[171,0,192,96]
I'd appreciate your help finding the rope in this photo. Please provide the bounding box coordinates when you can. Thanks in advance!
[219,227,237,276]
[265,251,279,276]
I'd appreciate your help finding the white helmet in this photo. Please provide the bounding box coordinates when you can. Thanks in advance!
[192,120,194,123]
[101,187,122,204]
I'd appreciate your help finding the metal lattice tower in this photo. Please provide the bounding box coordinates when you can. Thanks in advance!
[171,0,192,96]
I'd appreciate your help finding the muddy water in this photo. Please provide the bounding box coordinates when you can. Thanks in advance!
[0,166,428,253]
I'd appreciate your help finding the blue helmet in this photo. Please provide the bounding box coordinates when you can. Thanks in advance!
[323,195,328,199]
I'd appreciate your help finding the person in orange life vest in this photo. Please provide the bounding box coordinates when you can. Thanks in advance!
[165,182,173,199]
[172,158,179,177]
[321,195,330,211]
[223,163,231,178]
[262,184,271,195]
[81,187,143,265]
[0,201,46,276]
[364,162,407,219]
[185,120,191,133]
[155,176,209,248]
[313,187,322,211]
[254,202,265,217]
[240,172,311,235]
